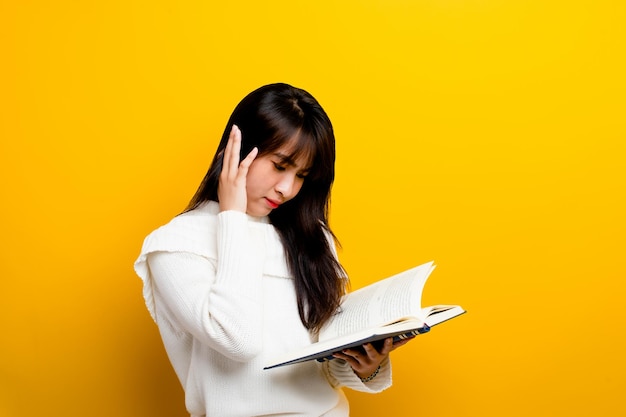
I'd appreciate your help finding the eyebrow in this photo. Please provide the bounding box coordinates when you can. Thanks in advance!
[274,152,311,172]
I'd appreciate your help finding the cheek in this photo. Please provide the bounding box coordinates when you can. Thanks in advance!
[244,168,261,195]
[245,162,272,194]
[246,175,266,197]
[292,179,305,197]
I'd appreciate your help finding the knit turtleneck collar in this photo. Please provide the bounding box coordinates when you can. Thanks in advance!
[197,200,271,224]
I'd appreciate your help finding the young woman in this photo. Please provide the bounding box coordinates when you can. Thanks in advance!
[134,83,412,416]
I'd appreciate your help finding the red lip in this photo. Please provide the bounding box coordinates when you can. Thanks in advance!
[265,198,280,209]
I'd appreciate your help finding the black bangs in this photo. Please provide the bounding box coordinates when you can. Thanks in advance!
[258,121,323,179]
[285,130,317,170]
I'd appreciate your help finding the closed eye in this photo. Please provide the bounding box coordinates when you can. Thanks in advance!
[272,153,310,179]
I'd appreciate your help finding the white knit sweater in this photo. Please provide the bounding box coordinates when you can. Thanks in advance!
[134,201,391,417]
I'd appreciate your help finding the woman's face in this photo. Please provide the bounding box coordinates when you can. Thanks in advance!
[245,142,311,217]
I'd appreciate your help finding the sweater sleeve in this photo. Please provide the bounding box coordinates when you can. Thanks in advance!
[146,210,265,361]
[322,356,392,393]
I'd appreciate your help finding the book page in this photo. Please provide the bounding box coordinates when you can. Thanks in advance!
[319,262,435,341]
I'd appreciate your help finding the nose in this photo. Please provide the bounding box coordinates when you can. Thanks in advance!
[275,173,298,198]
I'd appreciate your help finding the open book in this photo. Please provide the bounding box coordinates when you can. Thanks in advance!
[264,261,465,369]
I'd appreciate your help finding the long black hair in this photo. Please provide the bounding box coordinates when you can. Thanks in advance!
[186,83,346,332]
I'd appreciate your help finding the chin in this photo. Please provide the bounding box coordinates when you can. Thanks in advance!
[246,205,271,218]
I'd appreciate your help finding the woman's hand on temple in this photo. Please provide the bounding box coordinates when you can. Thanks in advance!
[333,336,415,381]
[218,125,258,213]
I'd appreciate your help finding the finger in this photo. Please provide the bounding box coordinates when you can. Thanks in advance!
[233,147,258,184]
[223,125,240,178]
[221,126,234,178]
[335,348,383,380]
[332,351,359,368]
[238,147,258,171]
[361,343,379,359]
[377,338,394,355]
[348,347,378,368]
[229,125,243,175]
[381,335,414,355]
[338,347,367,362]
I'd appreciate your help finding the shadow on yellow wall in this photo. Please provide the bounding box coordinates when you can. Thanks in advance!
[1,1,624,416]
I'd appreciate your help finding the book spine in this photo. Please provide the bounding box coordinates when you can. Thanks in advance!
[390,324,431,341]
[399,325,430,339]
[316,325,431,363]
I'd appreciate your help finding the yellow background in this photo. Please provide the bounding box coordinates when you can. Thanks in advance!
[1,1,624,416]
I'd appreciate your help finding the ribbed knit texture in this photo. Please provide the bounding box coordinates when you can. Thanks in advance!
[134,201,391,416]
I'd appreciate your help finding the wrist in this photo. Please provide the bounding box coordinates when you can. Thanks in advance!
[358,365,381,383]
